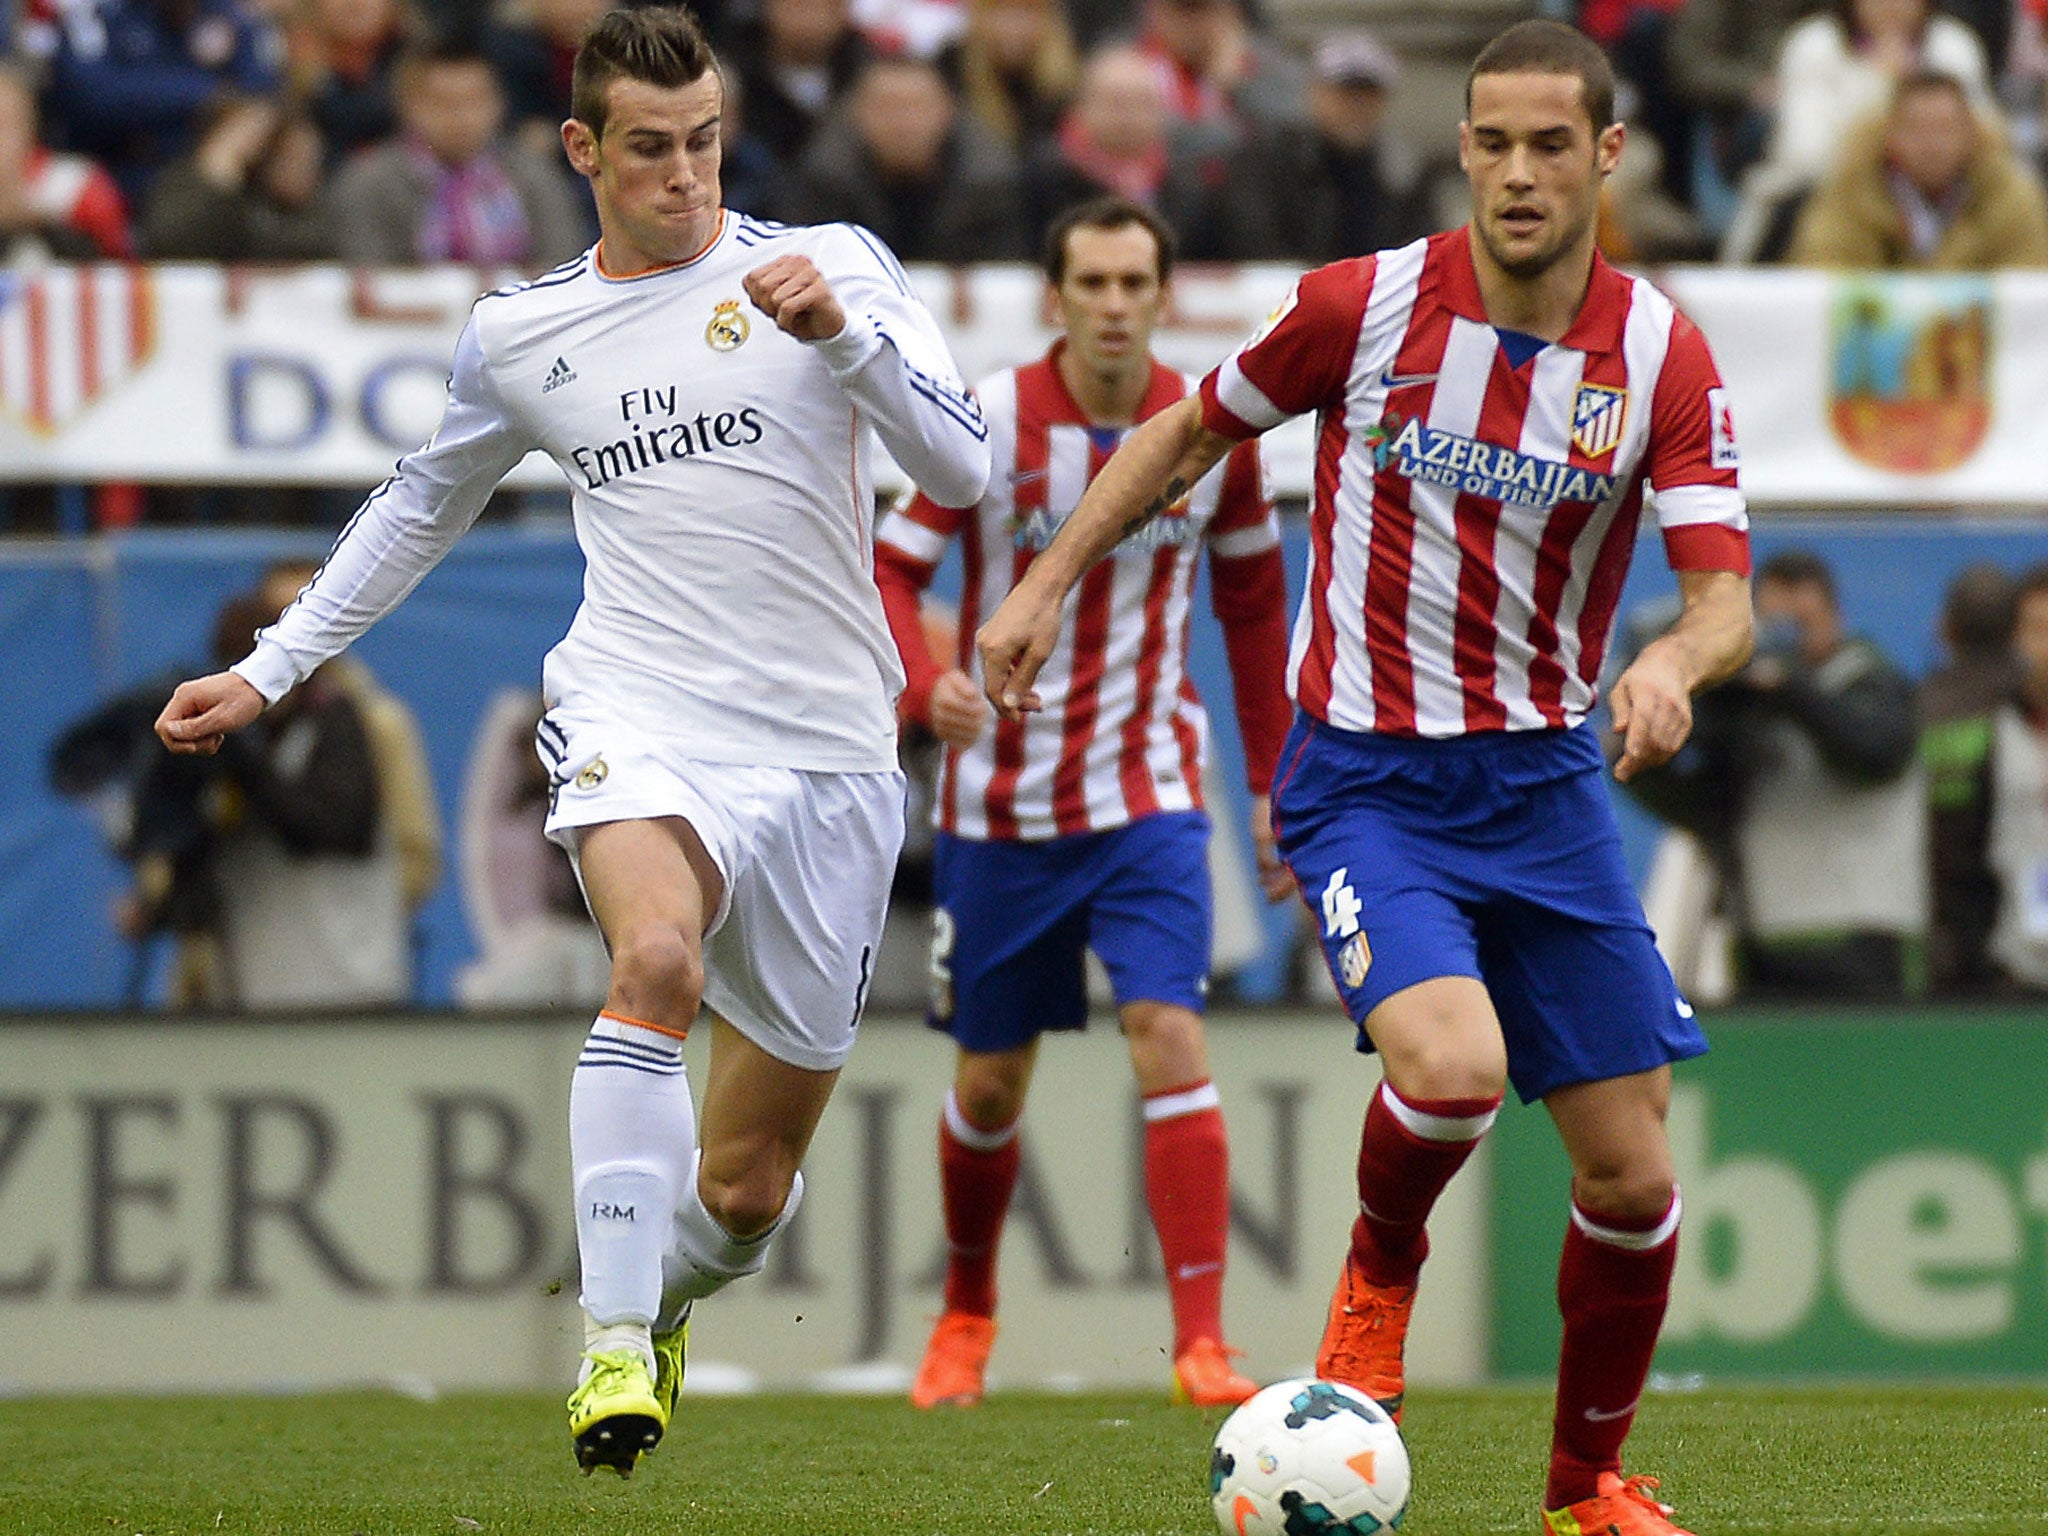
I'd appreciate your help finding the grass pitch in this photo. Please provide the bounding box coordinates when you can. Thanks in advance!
[4,1384,2045,1535]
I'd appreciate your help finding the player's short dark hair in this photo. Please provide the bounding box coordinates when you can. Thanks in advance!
[1757,548,1838,605]
[1042,197,1177,287]
[572,5,719,141]
[1466,18,1616,132]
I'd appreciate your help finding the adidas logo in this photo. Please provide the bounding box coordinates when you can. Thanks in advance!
[542,356,577,393]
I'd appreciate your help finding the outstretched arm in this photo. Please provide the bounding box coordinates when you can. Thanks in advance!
[978,395,1238,717]
[1608,567,1754,783]
[156,317,531,754]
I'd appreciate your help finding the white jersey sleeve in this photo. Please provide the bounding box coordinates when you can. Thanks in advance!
[233,317,534,703]
[806,224,990,510]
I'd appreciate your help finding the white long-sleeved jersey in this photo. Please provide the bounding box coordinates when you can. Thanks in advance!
[234,212,991,773]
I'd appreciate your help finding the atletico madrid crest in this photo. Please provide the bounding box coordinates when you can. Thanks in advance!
[1569,383,1628,460]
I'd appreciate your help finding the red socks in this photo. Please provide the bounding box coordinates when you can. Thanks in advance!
[1142,1079,1230,1355]
[936,1089,1021,1319]
[1350,1081,1501,1287]
[1546,1191,1682,1509]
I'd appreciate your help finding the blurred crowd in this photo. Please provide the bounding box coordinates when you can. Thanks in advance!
[1614,551,2048,1006]
[2,0,2041,278]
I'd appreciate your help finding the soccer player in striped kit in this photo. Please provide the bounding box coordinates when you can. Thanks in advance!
[979,23,1754,1536]
[873,197,1295,1410]
[155,5,990,1480]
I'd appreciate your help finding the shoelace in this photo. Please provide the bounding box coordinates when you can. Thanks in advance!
[1618,1475,1675,1517]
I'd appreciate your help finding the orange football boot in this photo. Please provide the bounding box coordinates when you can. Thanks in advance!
[1314,1253,1415,1422]
[1542,1472,1697,1536]
[909,1311,997,1408]
[1172,1337,1259,1407]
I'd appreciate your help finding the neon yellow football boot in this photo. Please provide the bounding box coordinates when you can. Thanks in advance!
[567,1348,666,1477]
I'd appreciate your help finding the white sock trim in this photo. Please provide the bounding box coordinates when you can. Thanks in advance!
[1571,1188,1683,1251]
[1143,1080,1221,1122]
[943,1088,1019,1152]
[1379,1081,1500,1143]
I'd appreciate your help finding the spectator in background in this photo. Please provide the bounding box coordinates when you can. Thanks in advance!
[781,53,1027,259]
[1741,551,1926,998]
[714,67,785,217]
[328,38,583,268]
[285,0,411,169]
[955,0,1077,151]
[852,0,966,60]
[139,95,338,257]
[0,57,131,257]
[23,0,285,205]
[1024,41,1224,256]
[1218,29,1432,261]
[1569,0,1691,205]
[1921,562,2019,995]
[1663,0,1807,226]
[1630,550,1924,1000]
[1133,0,1306,151]
[488,0,607,148]
[1789,71,2048,267]
[180,585,411,1009]
[1983,565,2048,993]
[725,0,872,167]
[258,558,442,933]
[1726,0,1995,261]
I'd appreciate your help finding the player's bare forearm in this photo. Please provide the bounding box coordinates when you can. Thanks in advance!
[1608,568,1753,782]
[1030,396,1233,600]
[1650,567,1755,692]
[978,397,1235,717]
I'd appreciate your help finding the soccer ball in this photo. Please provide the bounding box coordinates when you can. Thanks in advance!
[1208,1378,1411,1534]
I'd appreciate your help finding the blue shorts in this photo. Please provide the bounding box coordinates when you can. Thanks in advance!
[929,810,1212,1052]
[1271,715,1706,1103]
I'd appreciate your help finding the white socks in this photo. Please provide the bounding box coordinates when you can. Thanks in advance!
[570,1013,695,1330]
[661,1156,805,1323]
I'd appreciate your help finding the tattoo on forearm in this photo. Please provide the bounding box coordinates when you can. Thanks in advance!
[1123,476,1188,540]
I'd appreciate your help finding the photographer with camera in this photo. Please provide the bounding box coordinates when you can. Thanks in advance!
[52,583,407,1009]
[1622,548,1925,999]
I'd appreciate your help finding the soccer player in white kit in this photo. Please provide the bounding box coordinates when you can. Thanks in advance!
[155,5,991,1479]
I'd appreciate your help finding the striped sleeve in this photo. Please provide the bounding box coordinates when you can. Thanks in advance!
[874,491,970,725]
[1206,440,1290,793]
[1647,312,1749,575]
[1199,259,1373,439]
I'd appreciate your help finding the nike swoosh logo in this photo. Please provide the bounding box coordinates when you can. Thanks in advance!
[1583,1399,1640,1423]
[1377,370,1439,391]
[1007,467,1049,487]
[1676,998,1696,1019]
[1175,1261,1222,1280]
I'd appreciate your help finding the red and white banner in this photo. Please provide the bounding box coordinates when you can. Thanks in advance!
[1,261,2045,508]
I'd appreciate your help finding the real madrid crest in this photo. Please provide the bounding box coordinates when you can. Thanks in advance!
[575,757,609,789]
[706,299,750,352]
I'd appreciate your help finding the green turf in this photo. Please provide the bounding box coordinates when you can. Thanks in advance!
[3,1385,2045,1535]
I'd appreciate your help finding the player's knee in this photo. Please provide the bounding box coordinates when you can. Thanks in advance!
[1390,1044,1506,1104]
[699,1164,795,1240]
[1573,1163,1676,1222]
[954,1062,1027,1130]
[606,924,705,1029]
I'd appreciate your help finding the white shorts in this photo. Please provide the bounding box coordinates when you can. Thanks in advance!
[537,708,906,1072]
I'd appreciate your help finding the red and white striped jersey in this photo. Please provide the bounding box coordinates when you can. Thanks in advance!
[1199,227,1750,739]
[877,345,1292,841]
